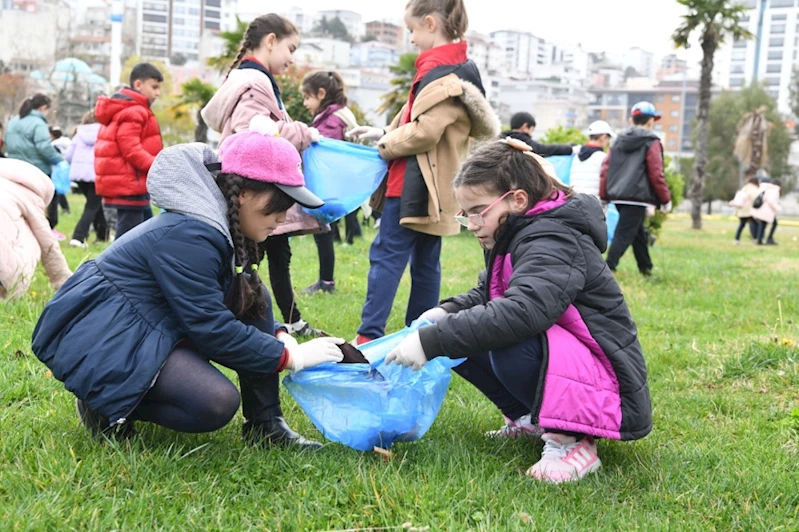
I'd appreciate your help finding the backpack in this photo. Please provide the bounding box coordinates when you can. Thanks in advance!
[752,192,765,209]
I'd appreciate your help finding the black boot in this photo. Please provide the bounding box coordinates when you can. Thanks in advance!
[242,407,323,449]
[76,398,137,440]
[239,373,322,450]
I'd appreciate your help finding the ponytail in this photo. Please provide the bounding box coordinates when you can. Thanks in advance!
[301,70,348,113]
[406,0,468,41]
[19,94,51,118]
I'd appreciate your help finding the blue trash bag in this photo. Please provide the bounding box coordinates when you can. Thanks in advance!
[283,321,465,451]
[606,203,619,244]
[301,138,388,224]
[51,161,71,195]
[547,154,574,185]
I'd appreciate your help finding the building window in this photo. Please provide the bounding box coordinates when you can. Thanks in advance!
[733,39,747,48]
[654,124,663,131]
[766,63,782,73]
[730,77,745,87]
[670,110,679,118]
[656,95,665,102]
[771,24,786,33]
[768,50,783,60]
[772,14,787,21]
[731,64,745,74]
[205,9,220,19]
[669,125,679,133]
[766,76,781,86]
[173,17,184,25]
[142,14,167,23]
[188,7,200,15]
[205,0,221,6]
[770,0,795,7]
[205,20,220,30]
[769,37,784,47]
[672,95,681,102]
[768,90,780,99]
[731,49,746,61]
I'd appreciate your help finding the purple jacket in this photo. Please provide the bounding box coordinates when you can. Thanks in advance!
[312,104,357,141]
[419,193,651,441]
[64,123,101,183]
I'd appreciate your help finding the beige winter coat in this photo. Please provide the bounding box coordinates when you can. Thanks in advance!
[201,68,323,237]
[376,75,500,236]
[0,158,71,300]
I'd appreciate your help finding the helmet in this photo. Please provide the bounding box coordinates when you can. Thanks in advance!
[587,120,614,137]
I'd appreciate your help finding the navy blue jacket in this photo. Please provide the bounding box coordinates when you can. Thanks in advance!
[32,212,287,426]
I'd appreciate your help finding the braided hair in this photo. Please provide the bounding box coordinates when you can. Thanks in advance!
[227,14,298,76]
[216,173,295,319]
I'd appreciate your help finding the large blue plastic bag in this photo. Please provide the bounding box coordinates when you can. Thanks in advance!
[283,321,464,451]
[52,161,71,194]
[547,154,574,184]
[301,138,387,224]
[606,203,619,244]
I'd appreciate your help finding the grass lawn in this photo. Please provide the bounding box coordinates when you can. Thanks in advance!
[1,193,798,530]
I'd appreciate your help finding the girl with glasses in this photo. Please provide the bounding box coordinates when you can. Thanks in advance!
[385,137,652,483]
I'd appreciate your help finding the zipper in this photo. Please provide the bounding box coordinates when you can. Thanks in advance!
[531,333,549,424]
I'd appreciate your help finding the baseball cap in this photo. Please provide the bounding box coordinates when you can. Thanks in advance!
[216,116,323,209]
[631,101,661,121]
[587,120,614,137]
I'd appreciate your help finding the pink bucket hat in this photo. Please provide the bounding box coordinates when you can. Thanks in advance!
[216,116,323,208]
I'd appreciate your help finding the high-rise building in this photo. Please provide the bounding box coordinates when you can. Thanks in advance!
[138,0,227,63]
[489,30,549,79]
[365,20,404,49]
[716,0,799,113]
[623,47,656,78]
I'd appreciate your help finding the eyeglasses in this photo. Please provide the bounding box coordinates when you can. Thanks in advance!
[455,190,515,228]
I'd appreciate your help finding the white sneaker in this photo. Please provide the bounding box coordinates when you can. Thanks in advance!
[485,414,544,440]
[69,239,87,249]
[526,433,601,483]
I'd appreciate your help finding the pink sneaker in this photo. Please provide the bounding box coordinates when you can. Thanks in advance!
[526,433,601,483]
[485,414,544,440]
[51,229,66,241]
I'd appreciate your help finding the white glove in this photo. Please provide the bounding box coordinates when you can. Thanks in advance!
[309,127,321,143]
[418,307,448,324]
[347,126,385,142]
[659,201,673,214]
[385,331,428,371]
[276,330,298,350]
[285,337,344,372]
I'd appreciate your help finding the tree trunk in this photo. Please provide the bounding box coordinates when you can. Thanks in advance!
[745,111,764,180]
[707,201,712,215]
[195,108,208,144]
[691,32,717,230]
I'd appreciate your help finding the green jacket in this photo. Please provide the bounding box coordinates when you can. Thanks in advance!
[4,111,63,175]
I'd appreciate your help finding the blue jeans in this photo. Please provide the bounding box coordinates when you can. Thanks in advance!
[454,335,544,421]
[358,198,442,339]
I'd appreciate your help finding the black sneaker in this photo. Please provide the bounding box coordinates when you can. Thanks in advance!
[76,398,137,440]
[766,239,778,246]
[289,320,325,338]
[300,280,335,295]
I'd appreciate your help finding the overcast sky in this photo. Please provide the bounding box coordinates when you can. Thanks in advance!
[240,0,703,64]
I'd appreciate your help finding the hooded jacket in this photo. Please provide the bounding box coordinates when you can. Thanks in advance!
[64,123,101,183]
[0,158,71,299]
[374,60,500,236]
[201,60,323,237]
[750,182,782,224]
[32,143,288,427]
[312,104,358,141]
[600,127,670,207]
[94,88,163,208]
[4,111,64,175]
[418,194,652,441]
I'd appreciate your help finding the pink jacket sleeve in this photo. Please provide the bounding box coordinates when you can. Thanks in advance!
[229,88,313,152]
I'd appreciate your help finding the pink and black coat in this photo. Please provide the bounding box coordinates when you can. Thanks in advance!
[418,193,652,441]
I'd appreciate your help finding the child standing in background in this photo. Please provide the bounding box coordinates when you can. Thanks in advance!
[300,70,360,295]
[202,13,324,336]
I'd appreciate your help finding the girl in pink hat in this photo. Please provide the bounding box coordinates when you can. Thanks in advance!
[32,117,344,448]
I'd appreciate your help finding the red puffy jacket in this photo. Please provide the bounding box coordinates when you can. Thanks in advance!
[95,88,162,207]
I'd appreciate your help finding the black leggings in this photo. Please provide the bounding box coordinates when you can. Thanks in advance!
[735,217,755,241]
[132,291,282,432]
[261,235,302,324]
[313,231,335,282]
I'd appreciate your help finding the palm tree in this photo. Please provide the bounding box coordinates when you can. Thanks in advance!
[378,53,418,122]
[206,17,248,74]
[673,0,752,229]
[733,105,769,183]
[172,78,217,143]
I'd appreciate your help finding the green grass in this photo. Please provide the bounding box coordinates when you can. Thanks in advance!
[2,193,799,530]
